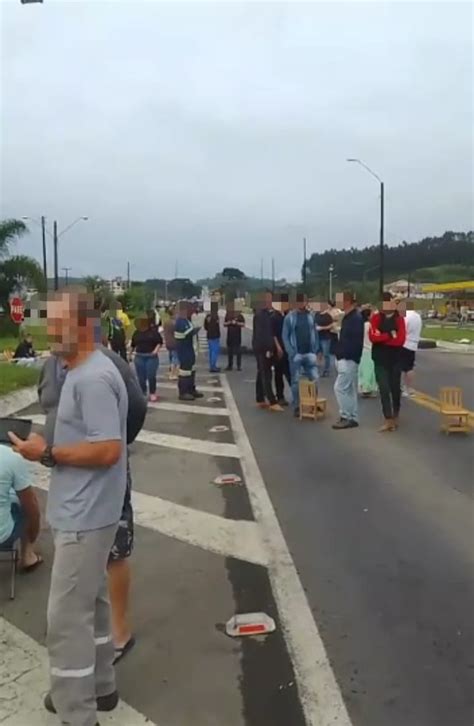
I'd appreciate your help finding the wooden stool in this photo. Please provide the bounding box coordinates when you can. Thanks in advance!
[298,379,327,421]
[439,387,470,434]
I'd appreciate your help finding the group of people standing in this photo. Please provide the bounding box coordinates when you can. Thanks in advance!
[252,290,423,432]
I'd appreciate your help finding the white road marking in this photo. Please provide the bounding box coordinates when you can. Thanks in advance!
[33,470,267,566]
[157,382,224,393]
[221,375,352,726]
[148,401,229,416]
[28,415,239,458]
[0,618,154,726]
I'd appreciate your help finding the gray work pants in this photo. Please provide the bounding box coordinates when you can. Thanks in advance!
[47,525,118,726]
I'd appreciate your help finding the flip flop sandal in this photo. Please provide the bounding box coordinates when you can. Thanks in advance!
[113,635,136,665]
[21,554,44,574]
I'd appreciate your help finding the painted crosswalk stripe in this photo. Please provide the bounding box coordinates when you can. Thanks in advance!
[33,469,266,566]
[148,401,229,417]
[27,416,239,458]
[0,617,154,726]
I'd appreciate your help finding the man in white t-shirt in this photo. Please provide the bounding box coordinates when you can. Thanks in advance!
[400,307,422,396]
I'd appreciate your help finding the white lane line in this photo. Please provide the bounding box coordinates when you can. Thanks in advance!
[33,470,267,566]
[0,618,154,726]
[221,375,352,726]
[28,415,239,459]
[137,429,239,458]
[156,382,224,393]
[148,401,229,417]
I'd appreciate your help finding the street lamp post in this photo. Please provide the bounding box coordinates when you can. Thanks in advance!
[329,264,335,300]
[53,217,88,290]
[347,158,385,299]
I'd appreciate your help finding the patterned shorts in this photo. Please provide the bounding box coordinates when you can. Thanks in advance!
[108,456,134,562]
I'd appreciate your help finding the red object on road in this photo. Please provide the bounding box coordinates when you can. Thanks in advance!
[9,297,24,324]
[225,612,276,638]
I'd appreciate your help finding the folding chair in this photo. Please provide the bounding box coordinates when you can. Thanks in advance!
[439,387,470,434]
[0,538,19,599]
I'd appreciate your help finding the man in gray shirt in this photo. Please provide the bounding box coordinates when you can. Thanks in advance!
[10,290,127,726]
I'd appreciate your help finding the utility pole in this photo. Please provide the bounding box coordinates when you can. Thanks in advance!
[53,220,59,291]
[329,264,334,301]
[302,237,307,291]
[61,267,71,286]
[127,261,131,289]
[379,181,385,299]
[260,258,263,286]
[175,260,179,279]
[271,257,275,293]
[41,215,47,285]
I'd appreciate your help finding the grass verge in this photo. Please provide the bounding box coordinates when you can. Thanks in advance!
[422,326,474,344]
[0,362,40,397]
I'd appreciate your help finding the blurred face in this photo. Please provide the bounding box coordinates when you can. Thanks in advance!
[382,300,397,314]
[47,292,94,357]
[264,292,273,309]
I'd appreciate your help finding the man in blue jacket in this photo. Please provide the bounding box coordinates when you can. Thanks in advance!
[282,293,319,416]
[332,291,364,430]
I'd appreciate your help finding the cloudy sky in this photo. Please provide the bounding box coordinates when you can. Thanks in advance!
[1,1,472,282]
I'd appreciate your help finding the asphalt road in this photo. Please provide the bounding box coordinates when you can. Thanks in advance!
[226,347,474,726]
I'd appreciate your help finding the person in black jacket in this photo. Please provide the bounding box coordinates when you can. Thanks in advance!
[332,292,364,430]
[252,292,283,411]
[224,303,245,371]
[204,302,221,373]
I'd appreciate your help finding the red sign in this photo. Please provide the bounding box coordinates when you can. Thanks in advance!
[9,297,24,324]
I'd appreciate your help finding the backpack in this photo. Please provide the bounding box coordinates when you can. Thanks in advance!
[100,347,147,444]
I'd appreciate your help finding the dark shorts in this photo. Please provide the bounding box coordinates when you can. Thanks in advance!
[400,348,416,372]
[1,503,23,549]
[108,456,134,562]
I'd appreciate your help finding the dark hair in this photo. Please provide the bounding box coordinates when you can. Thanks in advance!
[328,299,335,307]
[382,292,393,302]
[361,307,371,322]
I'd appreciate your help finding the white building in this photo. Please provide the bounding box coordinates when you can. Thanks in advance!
[109,277,126,297]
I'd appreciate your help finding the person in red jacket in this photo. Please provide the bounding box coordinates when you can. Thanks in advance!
[369,293,406,431]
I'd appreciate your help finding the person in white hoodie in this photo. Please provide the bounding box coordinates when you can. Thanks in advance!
[400,305,422,397]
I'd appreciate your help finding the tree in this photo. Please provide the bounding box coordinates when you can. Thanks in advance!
[221,267,246,281]
[0,219,45,318]
[82,275,114,311]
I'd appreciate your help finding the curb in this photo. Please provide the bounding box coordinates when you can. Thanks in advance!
[0,386,38,417]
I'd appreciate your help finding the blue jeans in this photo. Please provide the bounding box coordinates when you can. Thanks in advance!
[319,338,332,376]
[291,352,319,409]
[0,503,23,549]
[334,359,359,422]
[208,338,220,371]
[135,354,159,395]
[168,349,179,366]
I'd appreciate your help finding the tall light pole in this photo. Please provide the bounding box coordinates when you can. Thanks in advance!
[302,237,307,292]
[22,215,49,283]
[329,264,335,300]
[347,158,385,298]
[61,267,72,286]
[53,217,88,290]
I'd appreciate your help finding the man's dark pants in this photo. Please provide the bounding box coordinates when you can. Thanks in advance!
[227,343,242,370]
[273,353,291,400]
[374,360,402,419]
[255,353,277,405]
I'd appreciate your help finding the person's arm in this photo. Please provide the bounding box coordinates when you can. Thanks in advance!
[368,314,391,344]
[152,331,163,355]
[237,315,245,327]
[17,487,40,542]
[204,316,209,332]
[282,314,293,358]
[391,316,406,346]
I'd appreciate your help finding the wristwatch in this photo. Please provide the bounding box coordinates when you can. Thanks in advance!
[40,445,57,468]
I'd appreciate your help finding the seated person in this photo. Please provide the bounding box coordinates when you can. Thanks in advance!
[0,442,42,571]
[13,334,37,363]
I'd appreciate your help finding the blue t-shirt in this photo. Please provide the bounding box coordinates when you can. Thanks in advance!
[0,445,31,543]
[295,311,311,354]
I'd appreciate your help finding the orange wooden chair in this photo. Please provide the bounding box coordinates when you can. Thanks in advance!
[439,387,470,434]
[298,379,327,421]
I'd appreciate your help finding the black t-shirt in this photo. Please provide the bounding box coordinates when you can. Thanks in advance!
[225,312,245,345]
[270,310,284,345]
[131,328,163,354]
[204,314,221,340]
[315,311,333,340]
[14,341,35,358]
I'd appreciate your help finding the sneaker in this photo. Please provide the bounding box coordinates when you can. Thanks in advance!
[179,393,195,402]
[277,398,289,407]
[193,391,204,399]
[293,407,300,418]
[332,418,353,430]
[225,366,233,371]
[45,691,119,715]
[269,403,284,412]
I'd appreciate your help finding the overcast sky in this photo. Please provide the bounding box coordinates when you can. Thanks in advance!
[1,1,472,283]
